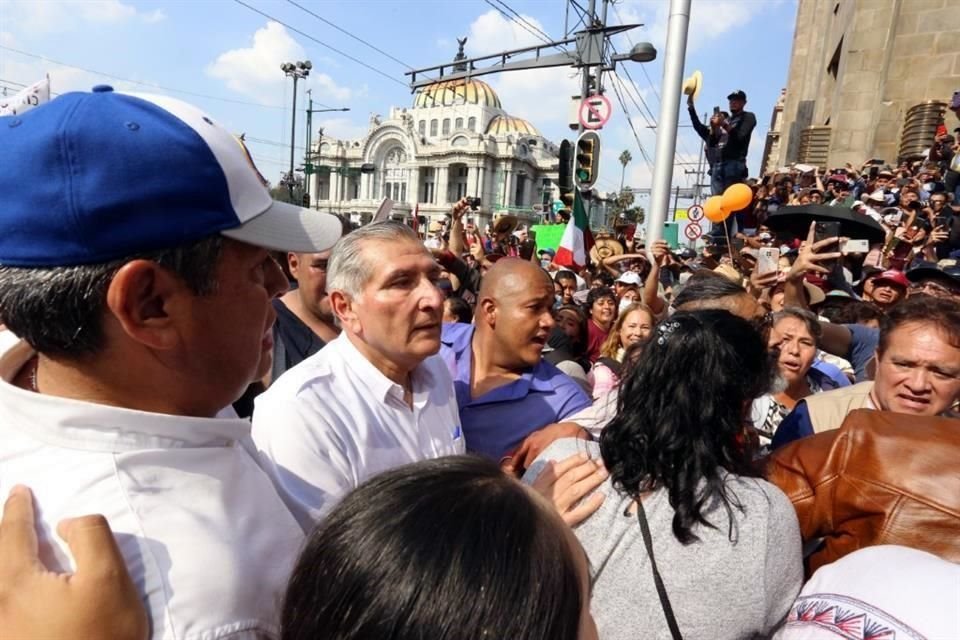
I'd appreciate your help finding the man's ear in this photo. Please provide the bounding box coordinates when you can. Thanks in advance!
[105,260,182,351]
[287,252,300,280]
[478,295,497,328]
[330,290,360,334]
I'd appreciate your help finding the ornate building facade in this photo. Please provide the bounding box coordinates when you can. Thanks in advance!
[309,44,561,227]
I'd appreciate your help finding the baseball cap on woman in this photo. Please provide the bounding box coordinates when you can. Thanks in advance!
[0,86,342,267]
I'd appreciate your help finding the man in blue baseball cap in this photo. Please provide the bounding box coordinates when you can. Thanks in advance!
[0,87,342,638]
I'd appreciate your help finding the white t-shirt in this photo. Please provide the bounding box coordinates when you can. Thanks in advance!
[775,545,960,639]
[0,339,304,640]
[251,333,464,530]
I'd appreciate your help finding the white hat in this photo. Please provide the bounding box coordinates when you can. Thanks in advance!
[615,271,643,286]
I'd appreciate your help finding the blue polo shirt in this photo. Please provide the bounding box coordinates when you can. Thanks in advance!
[439,323,592,460]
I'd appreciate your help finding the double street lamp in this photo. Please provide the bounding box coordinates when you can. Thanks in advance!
[282,60,312,199]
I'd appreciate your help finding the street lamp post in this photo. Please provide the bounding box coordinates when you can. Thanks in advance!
[304,94,350,208]
[281,60,312,200]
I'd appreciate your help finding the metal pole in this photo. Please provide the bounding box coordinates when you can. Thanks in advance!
[578,0,596,225]
[316,128,323,209]
[288,74,299,200]
[671,185,680,221]
[645,0,690,247]
[305,91,312,207]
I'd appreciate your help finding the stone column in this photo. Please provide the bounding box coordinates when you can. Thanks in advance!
[436,165,450,205]
[477,164,487,205]
[503,166,514,207]
[331,167,341,203]
[360,172,371,201]
[408,168,420,205]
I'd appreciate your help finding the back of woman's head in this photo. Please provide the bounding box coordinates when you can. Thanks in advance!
[281,456,582,640]
[600,310,775,544]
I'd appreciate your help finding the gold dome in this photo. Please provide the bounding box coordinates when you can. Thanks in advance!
[413,77,501,109]
[485,115,540,137]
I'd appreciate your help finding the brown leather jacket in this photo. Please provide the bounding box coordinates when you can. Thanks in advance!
[767,409,960,575]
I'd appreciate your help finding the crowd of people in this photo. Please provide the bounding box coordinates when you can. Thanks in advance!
[0,85,958,640]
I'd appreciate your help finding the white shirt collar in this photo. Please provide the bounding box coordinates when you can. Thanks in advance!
[336,333,436,405]
[0,340,251,452]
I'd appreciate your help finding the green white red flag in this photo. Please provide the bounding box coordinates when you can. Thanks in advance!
[553,190,594,270]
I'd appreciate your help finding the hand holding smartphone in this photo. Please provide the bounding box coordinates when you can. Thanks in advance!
[814,221,841,269]
[757,247,780,275]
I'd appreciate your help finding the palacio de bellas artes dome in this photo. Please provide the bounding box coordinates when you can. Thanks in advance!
[309,39,562,228]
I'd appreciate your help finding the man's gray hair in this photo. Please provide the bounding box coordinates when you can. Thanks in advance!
[327,221,422,297]
[0,235,222,358]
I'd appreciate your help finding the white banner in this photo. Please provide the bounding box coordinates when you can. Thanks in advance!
[0,76,51,116]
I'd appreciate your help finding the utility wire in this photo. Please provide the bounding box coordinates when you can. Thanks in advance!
[232,0,407,87]
[0,45,310,110]
[284,0,412,69]
[485,0,552,45]
[608,75,654,173]
[609,3,698,167]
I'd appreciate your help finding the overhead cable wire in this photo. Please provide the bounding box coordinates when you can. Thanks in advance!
[232,0,407,87]
[0,45,307,109]
[285,0,412,69]
[486,0,553,45]
[607,75,654,174]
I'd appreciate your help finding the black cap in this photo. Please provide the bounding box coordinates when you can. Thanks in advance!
[727,90,747,101]
[907,262,960,287]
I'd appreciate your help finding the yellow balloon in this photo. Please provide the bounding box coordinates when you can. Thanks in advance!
[704,195,728,223]
[722,183,754,213]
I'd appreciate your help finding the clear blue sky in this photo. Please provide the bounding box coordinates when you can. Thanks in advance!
[1,0,798,200]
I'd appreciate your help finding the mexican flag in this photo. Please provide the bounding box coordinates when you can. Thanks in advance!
[553,190,595,270]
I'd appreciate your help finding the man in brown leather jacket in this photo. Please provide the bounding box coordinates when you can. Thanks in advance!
[767,409,960,575]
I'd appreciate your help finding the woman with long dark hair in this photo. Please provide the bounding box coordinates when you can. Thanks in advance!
[526,310,803,639]
[282,456,598,640]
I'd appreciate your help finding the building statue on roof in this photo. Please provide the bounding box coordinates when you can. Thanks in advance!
[308,42,563,229]
[454,37,468,72]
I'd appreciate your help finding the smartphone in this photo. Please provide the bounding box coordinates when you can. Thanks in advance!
[841,239,870,254]
[869,165,879,179]
[814,221,841,243]
[713,106,720,116]
[935,215,949,228]
[732,237,745,252]
[757,247,780,275]
[814,221,841,269]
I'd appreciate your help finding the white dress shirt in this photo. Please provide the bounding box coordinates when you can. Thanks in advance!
[0,339,304,640]
[251,333,464,530]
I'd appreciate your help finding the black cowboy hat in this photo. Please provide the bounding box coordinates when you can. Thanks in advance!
[764,204,886,244]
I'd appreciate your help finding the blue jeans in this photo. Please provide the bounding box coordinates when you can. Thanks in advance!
[710,159,748,237]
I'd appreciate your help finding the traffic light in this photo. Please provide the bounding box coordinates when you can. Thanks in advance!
[557,139,574,215]
[575,131,600,191]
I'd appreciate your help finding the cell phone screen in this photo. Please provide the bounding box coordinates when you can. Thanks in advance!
[814,221,841,243]
[814,221,841,269]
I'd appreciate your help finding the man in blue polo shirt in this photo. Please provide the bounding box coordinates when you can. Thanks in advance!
[439,258,591,461]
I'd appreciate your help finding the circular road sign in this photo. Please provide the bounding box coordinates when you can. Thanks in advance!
[684,222,703,241]
[687,204,704,222]
[578,94,613,130]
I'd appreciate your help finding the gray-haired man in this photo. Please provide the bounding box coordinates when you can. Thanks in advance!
[251,221,465,529]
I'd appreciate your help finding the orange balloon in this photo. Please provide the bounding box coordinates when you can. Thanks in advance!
[721,183,754,213]
[703,195,729,223]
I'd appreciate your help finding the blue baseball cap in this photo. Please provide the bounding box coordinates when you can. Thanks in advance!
[0,85,342,267]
